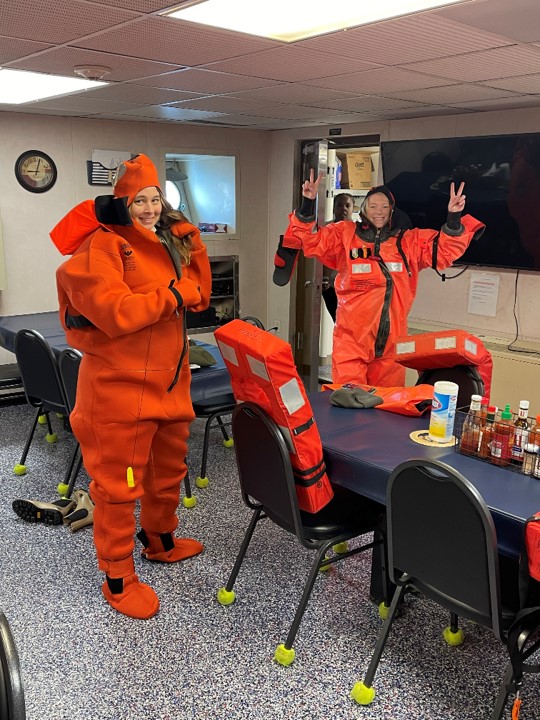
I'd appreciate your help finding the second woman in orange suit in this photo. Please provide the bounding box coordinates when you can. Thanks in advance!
[53,154,212,619]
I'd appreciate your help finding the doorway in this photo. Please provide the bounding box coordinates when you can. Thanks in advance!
[292,135,381,392]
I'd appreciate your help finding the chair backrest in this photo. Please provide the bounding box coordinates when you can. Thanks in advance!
[387,459,503,637]
[232,401,304,537]
[240,316,265,330]
[0,612,26,720]
[417,365,484,410]
[57,348,83,414]
[14,329,68,415]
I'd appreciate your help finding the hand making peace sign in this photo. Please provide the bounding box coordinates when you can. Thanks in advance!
[302,169,324,200]
[448,181,466,213]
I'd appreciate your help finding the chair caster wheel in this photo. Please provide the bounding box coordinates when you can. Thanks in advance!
[223,438,234,448]
[443,626,464,646]
[350,681,376,706]
[217,587,236,605]
[274,644,295,667]
[183,495,197,508]
[13,464,27,476]
[195,476,209,489]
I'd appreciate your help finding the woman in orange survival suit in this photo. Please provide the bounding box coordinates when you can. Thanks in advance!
[53,154,212,619]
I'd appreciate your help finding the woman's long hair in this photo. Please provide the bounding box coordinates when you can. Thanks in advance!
[158,191,193,266]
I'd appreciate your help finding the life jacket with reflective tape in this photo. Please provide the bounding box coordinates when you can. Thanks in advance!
[392,329,493,399]
[214,320,334,513]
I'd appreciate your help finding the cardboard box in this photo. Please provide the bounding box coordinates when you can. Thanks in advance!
[338,151,373,190]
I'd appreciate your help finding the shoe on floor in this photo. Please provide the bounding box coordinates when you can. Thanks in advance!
[64,489,94,531]
[12,497,76,526]
[137,529,204,563]
[102,573,160,619]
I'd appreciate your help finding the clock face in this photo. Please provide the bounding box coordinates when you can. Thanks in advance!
[15,150,57,193]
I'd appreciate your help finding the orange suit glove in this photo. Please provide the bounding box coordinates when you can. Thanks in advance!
[168,277,202,308]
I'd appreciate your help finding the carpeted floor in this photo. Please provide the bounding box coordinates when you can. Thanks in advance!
[0,402,539,720]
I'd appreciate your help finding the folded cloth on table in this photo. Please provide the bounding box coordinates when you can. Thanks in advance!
[330,386,383,409]
[189,343,216,367]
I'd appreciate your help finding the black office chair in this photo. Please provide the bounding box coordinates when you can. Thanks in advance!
[13,329,72,477]
[183,316,266,505]
[216,401,388,667]
[350,459,540,719]
[416,365,484,410]
[0,612,26,720]
[56,348,84,499]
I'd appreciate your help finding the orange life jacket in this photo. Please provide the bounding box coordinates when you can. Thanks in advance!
[393,329,493,399]
[214,320,334,513]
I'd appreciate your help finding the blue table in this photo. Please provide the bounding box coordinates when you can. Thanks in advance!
[0,312,232,404]
[311,390,540,561]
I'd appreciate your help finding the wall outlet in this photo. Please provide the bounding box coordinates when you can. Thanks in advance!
[271,320,281,334]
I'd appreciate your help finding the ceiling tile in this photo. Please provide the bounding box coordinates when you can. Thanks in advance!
[0,35,51,63]
[403,44,540,82]
[304,67,455,94]
[438,0,540,44]
[10,46,180,81]
[0,0,139,44]
[300,13,511,65]
[204,45,381,82]
[383,83,519,104]
[74,16,278,66]
[130,68,282,93]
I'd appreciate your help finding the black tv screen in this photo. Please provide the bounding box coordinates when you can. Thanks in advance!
[381,133,540,271]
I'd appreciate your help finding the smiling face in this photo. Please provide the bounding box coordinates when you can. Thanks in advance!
[129,186,162,230]
[363,192,392,229]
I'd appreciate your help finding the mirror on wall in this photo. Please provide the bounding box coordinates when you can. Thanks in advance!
[164,152,236,235]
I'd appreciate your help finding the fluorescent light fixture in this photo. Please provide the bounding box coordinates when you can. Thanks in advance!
[163,0,472,42]
[0,69,108,105]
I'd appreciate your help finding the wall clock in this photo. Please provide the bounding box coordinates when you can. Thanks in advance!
[15,150,57,193]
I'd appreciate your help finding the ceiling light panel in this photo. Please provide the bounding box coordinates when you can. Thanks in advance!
[163,0,473,42]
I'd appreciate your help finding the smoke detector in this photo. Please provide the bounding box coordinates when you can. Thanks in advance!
[73,65,111,81]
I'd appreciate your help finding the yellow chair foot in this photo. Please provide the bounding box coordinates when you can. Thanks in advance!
[274,644,295,667]
[45,433,58,444]
[378,602,390,620]
[443,626,464,646]
[195,476,209,489]
[183,495,197,508]
[350,681,376,706]
[319,554,331,572]
[223,438,234,448]
[332,541,349,554]
[38,414,47,425]
[57,483,70,497]
[13,464,27,476]
[216,587,236,606]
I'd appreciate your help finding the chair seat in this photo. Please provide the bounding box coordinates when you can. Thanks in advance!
[192,393,236,416]
[265,484,384,541]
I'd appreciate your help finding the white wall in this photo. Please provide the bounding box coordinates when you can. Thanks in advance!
[0,112,271,363]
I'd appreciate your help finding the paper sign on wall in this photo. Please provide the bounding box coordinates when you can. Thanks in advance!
[467,271,500,317]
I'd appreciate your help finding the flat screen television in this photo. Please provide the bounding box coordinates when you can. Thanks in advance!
[381,133,540,271]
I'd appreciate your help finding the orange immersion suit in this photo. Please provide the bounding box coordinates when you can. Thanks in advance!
[284,213,485,386]
[54,202,211,579]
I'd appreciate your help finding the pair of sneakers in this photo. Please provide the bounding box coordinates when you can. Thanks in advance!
[12,489,94,531]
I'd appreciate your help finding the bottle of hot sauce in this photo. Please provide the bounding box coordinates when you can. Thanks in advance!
[479,406,497,459]
[490,404,513,467]
[511,400,530,464]
[459,394,483,455]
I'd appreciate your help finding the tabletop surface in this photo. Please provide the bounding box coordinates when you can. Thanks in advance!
[310,390,540,558]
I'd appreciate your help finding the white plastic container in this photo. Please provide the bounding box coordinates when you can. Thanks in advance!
[428,381,459,443]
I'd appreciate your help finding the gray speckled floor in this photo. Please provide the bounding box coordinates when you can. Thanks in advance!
[1,402,539,720]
